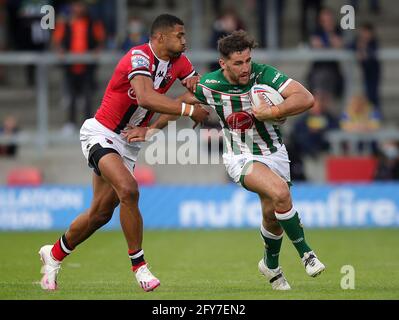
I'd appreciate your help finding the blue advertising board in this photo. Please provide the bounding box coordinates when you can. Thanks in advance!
[1,183,399,230]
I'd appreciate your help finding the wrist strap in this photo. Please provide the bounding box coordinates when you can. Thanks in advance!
[181,103,186,116]
[271,106,281,118]
[188,105,194,117]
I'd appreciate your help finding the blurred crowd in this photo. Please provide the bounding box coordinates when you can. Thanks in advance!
[1,0,398,181]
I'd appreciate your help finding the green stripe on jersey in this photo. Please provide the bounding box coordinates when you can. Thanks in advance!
[253,118,277,153]
[273,125,283,144]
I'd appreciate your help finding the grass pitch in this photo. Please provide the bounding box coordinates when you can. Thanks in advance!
[0,229,398,300]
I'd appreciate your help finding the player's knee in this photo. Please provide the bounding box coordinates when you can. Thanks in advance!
[118,184,140,205]
[272,184,291,208]
[263,213,278,225]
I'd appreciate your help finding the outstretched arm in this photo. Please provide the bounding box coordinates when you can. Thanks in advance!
[121,90,206,143]
[150,91,202,130]
[252,80,314,121]
[131,76,207,122]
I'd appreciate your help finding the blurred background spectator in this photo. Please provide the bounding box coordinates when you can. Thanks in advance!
[350,0,381,14]
[0,115,19,157]
[86,0,117,49]
[127,0,176,9]
[351,23,381,114]
[340,95,381,133]
[6,0,52,86]
[307,7,344,99]
[52,0,106,134]
[209,7,245,71]
[300,0,324,44]
[121,17,149,52]
[290,90,339,159]
[340,94,381,154]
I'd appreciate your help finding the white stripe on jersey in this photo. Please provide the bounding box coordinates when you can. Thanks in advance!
[278,78,292,94]
[221,94,251,154]
[153,60,169,89]
[202,86,217,106]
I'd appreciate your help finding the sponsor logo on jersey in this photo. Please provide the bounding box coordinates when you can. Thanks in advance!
[131,55,150,69]
[226,111,254,131]
[250,72,255,79]
[272,72,281,83]
[204,79,220,84]
[227,89,242,93]
[131,49,150,59]
[105,138,113,145]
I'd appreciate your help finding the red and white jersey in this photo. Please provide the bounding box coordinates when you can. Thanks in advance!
[95,42,196,133]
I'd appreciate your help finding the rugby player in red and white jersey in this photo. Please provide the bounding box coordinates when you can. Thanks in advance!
[38,14,208,293]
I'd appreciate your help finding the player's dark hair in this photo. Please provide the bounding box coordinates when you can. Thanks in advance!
[218,30,258,59]
[150,14,184,36]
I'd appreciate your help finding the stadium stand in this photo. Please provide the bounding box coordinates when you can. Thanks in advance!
[0,0,398,184]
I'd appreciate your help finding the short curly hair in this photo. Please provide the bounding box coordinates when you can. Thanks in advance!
[217,30,258,59]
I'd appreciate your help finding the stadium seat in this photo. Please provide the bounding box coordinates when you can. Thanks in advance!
[326,156,378,183]
[133,165,156,185]
[6,167,43,186]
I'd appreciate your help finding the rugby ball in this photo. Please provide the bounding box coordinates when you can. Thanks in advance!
[249,84,286,125]
[225,111,254,132]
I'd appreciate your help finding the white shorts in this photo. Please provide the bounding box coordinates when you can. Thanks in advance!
[222,145,291,188]
[80,118,142,174]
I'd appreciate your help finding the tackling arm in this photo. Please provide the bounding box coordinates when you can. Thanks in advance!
[121,90,206,143]
[150,91,203,130]
[131,76,207,122]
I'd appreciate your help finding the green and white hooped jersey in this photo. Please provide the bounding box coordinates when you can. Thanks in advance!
[195,62,292,156]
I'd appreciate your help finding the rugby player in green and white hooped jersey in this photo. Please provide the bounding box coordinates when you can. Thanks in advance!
[124,30,326,291]
[191,31,325,290]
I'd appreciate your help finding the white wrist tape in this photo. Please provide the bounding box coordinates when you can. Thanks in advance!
[188,105,194,117]
[181,102,186,116]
